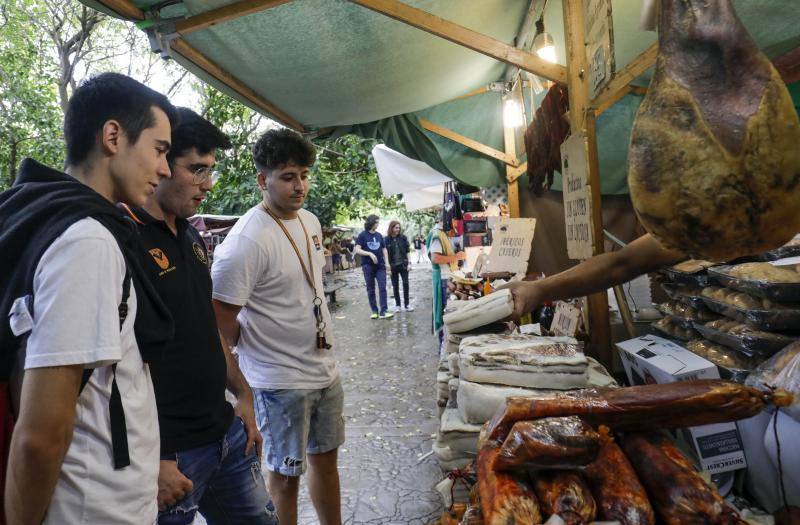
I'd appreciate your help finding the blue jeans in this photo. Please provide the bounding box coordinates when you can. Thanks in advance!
[438,278,450,347]
[362,264,388,314]
[157,417,278,525]
[253,378,345,477]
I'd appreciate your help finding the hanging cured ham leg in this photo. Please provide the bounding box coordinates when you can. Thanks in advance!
[628,0,800,260]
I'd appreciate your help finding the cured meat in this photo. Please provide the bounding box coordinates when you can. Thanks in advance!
[476,445,542,525]
[525,84,570,195]
[628,0,800,260]
[443,289,514,334]
[583,440,655,525]
[622,433,745,524]
[460,506,484,525]
[485,379,790,443]
[458,334,588,390]
[495,417,601,471]
[531,470,597,525]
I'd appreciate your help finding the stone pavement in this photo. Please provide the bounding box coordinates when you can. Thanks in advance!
[297,262,444,524]
[194,262,445,525]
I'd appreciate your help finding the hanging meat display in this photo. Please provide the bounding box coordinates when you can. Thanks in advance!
[525,84,570,195]
[627,0,800,260]
[476,445,542,525]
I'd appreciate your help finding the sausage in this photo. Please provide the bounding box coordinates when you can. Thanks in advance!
[583,440,655,525]
[476,444,542,525]
[621,433,746,525]
[485,379,789,443]
[495,417,601,472]
[531,470,597,525]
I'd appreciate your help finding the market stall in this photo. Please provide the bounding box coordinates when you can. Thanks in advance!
[80,0,800,522]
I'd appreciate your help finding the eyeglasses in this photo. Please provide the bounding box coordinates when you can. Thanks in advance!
[172,163,220,185]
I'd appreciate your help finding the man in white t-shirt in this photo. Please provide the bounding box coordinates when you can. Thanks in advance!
[212,129,343,525]
[3,73,177,524]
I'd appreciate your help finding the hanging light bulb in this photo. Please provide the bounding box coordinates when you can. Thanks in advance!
[534,17,557,64]
[503,99,523,128]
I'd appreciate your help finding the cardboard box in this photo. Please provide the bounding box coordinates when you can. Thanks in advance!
[616,335,747,474]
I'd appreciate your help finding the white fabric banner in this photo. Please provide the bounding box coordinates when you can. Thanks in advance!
[371,144,451,197]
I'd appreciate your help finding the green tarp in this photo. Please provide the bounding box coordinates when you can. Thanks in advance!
[84,0,800,192]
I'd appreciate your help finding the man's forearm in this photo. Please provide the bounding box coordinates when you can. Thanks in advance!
[432,253,459,264]
[535,234,684,302]
[382,248,389,264]
[212,299,242,348]
[219,332,251,400]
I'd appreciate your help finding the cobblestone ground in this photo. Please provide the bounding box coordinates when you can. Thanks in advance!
[195,261,445,525]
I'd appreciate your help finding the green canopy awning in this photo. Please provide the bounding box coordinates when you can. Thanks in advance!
[84,0,800,191]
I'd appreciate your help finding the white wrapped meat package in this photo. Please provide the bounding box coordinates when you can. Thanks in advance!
[458,333,589,389]
[447,352,460,377]
[436,408,482,455]
[443,289,514,333]
[456,358,617,424]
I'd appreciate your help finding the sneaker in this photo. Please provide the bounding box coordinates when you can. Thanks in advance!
[370,313,379,319]
[391,304,401,312]
[379,311,394,319]
[404,304,415,312]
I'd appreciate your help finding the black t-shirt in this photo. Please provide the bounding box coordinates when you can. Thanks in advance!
[125,206,233,454]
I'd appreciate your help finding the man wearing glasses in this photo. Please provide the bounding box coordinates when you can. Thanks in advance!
[121,108,277,525]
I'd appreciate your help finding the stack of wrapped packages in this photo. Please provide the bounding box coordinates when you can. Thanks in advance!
[463,379,794,525]
[433,289,617,479]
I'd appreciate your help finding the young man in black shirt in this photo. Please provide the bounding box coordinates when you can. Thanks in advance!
[122,108,277,525]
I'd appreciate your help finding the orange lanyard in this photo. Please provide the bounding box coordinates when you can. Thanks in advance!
[260,203,318,299]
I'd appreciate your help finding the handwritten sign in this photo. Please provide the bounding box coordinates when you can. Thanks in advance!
[561,133,594,260]
[552,301,582,337]
[585,0,615,99]
[486,218,537,276]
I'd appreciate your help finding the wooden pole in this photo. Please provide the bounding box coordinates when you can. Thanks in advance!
[563,0,612,367]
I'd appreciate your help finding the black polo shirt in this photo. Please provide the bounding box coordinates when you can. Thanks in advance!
[124,205,233,455]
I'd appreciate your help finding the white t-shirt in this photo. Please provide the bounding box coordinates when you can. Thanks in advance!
[211,207,338,389]
[16,218,159,525]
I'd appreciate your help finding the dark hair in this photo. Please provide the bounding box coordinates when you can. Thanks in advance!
[387,220,401,237]
[167,107,232,164]
[364,214,379,231]
[64,72,179,166]
[252,127,316,173]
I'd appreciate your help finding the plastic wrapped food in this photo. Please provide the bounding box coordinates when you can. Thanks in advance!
[444,289,514,333]
[660,283,708,309]
[485,379,790,443]
[656,300,720,324]
[662,260,716,287]
[652,317,699,341]
[495,417,601,472]
[699,291,800,332]
[746,341,800,421]
[460,505,484,525]
[476,445,542,525]
[584,440,655,525]
[709,263,800,303]
[531,470,597,525]
[622,433,745,524]
[694,320,796,356]
[684,339,757,382]
[755,234,800,261]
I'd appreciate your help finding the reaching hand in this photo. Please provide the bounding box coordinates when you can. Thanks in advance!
[157,460,194,511]
[455,252,467,261]
[235,397,263,458]
[496,280,546,322]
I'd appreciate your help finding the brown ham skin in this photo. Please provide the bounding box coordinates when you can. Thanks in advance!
[531,470,597,525]
[485,379,781,443]
[628,0,800,260]
[495,417,601,472]
[476,444,542,525]
[583,440,655,525]
[622,433,745,525]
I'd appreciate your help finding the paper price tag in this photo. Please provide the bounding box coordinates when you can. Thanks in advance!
[552,302,581,337]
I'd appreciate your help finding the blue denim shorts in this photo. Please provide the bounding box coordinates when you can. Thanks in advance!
[253,377,345,476]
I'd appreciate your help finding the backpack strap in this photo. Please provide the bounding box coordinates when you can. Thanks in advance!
[78,267,132,469]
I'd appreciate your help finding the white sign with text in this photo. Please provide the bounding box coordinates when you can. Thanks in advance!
[561,133,595,260]
[486,218,537,276]
[552,301,582,337]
